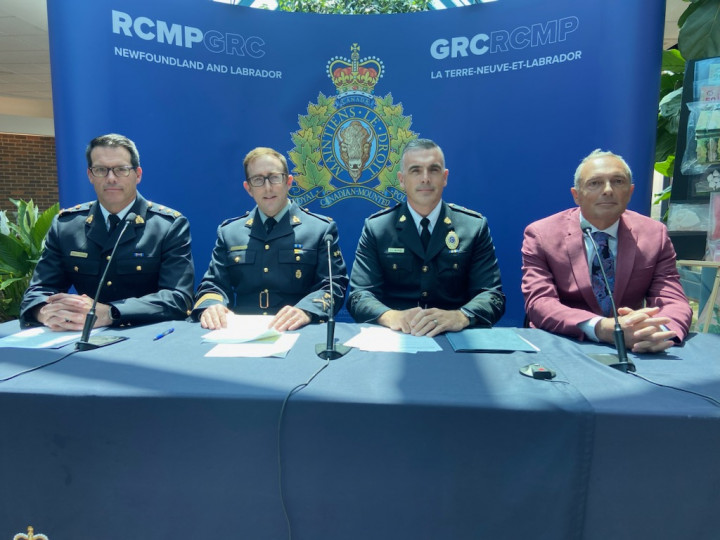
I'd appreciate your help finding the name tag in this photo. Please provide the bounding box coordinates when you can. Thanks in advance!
[70,251,88,258]
[388,247,405,254]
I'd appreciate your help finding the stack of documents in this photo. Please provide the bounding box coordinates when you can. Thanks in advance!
[202,314,298,358]
[344,326,442,353]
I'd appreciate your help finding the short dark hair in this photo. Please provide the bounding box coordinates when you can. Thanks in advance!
[400,138,445,170]
[86,134,141,169]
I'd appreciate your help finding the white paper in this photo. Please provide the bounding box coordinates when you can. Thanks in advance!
[0,326,85,349]
[204,332,300,358]
[343,326,441,353]
[201,314,280,344]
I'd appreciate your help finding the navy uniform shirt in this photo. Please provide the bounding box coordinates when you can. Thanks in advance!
[193,202,348,320]
[20,194,195,327]
[348,201,505,326]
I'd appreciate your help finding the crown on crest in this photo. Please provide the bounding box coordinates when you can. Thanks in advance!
[327,44,383,96]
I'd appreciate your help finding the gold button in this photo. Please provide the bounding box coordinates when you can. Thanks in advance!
[264,267,269,273]
[265,244,270,250]
[107,281,112,286]
[106,255,111,261]
[234,256,240,263]
[392,263,397,270]
[136,266,142,271]
[422,266,428,273]
[74,266,79,272]
[296,256,301,261]
[453,263,458,269]
[422,291,428,297]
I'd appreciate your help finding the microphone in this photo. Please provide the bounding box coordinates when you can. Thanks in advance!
[315,233,350,360]
[581,220,635,373]
[75,212,137,351]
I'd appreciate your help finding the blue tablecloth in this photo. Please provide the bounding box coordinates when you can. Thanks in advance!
[1,320,719,540]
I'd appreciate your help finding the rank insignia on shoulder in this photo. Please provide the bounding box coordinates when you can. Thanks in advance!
[292,215,301,224]
[444,217,452,225]
[446,231,459,250]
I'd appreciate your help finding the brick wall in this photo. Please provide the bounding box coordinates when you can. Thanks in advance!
[0,133,58,214]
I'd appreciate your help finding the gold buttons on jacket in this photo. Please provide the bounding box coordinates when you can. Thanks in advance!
[264,267,269,273]
[422,266,428,273]
[265,244,270,250]
[107,281,112,286]
[136,266,142,271]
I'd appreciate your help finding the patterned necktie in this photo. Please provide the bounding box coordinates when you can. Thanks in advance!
[420,217,431,251]
[265,217,276,234]
[591,231,615,317]
[108,214,120,234]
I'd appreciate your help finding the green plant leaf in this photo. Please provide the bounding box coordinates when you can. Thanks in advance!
[678,0,720,60]
[654,155,675,177]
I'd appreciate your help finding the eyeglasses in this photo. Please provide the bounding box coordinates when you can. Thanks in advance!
[247,173,287,187]
[89,166,136,178]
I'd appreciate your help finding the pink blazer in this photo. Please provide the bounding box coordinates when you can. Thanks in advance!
[521,207,692,341]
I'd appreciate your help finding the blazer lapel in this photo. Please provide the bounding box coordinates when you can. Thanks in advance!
[613,217,636,303]
[565,211,600,311]
[397,204,424,260]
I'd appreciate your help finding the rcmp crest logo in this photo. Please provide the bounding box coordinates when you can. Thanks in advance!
[289,44,417,208]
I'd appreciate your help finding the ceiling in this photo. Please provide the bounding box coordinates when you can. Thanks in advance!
[0,0,687,137]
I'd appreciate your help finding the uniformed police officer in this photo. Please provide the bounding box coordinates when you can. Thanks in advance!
[20,133,195,330]
[348,138,505,336]
[193,147,348,332]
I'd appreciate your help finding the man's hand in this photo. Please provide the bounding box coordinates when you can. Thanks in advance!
[200,304,231,330]
[378,307,470,337]
[596,306,677,353]
[270,306,311,332]
[35,293,112,331]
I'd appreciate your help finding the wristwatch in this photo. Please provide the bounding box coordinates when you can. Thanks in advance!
[460,308,477,326]
[109,305,121,324]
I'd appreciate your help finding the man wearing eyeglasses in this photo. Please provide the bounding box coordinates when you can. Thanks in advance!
[192,146,347,331]
[20,133,195,330]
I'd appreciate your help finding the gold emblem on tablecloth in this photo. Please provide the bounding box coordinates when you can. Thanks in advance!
[446,231,459,250]
[13,526,49,540]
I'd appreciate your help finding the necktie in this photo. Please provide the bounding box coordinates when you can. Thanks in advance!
[420,217,431,251]
[108,214,120,234]
[590,231,615,317]
[265,217,276,234]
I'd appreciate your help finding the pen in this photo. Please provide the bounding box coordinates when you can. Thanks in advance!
[153,328,174,341]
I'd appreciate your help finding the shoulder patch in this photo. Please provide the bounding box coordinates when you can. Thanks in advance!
[59,201,94,216]
[368,203,402,220]
[448,203,483,219]
[146,202,183,218]
[299,206,333,223]
[220,212,250,228]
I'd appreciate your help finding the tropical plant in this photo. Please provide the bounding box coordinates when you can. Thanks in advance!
[0,199,59,322]
[277,0,430,14]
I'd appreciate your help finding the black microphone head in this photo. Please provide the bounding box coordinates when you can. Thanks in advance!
[323,233,334,244]
[579,217,593,234]
[125,212,137,222]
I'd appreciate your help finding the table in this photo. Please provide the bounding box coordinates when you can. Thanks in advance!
[1,320,719,540]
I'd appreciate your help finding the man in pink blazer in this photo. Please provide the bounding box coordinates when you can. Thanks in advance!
[521,149,692,353]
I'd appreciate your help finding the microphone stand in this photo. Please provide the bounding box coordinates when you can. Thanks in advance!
[315,235,350,360]
[583,227,635,373]
[76,214,135,351]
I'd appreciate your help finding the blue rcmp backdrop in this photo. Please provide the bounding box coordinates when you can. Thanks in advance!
[47,0,665,326]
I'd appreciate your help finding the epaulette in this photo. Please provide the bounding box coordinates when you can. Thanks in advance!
[367,203,402,220]
[220,212,250,228]
[58,201,94,217]
[299,206,333,223]
[146,201,183,219]
[448,203,483,219]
